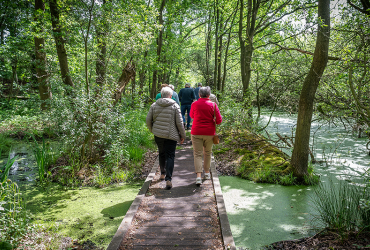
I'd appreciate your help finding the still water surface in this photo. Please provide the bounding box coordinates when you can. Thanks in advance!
[219,111,370,249]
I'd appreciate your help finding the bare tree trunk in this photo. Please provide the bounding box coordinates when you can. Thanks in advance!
[291,0,330,179]
[151,0,166,99]
[221,27,232,93]
[34,0,51,110]
[113,61,135,106]
[9,61,17,99]
[96,0,107,90]
[205,18,211,85]
[131,72,136,103]
[49,0,73,89]
[213,0,219,90]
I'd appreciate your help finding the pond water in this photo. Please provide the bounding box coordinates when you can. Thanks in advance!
[219,111,370,249]
[0,143,38,183]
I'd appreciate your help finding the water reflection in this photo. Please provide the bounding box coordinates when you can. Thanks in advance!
[221,111,369,249]
[0,144,37,183]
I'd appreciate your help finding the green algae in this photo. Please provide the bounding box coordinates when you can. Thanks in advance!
[219,176,319,250]
[22,181,143,248]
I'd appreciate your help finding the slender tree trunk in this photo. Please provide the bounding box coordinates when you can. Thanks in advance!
[205,19,211,85]
[175,67,180,85]
[151,0,166,99]
[131,72,136,103]
[221,27,232,93]
[34,0,51,110]
[96,0,107,90]
[49,0,73,89]
[213,0,219,90]
[10,61,17,99]
[217,13,223,92]
[291,0,330,179]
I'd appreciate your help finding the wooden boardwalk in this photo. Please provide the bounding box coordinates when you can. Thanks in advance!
[107,143,235,250]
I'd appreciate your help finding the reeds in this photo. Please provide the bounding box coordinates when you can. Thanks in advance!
[313,179,370,232]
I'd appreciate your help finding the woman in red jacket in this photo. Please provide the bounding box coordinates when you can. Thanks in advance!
[190,86,222,185]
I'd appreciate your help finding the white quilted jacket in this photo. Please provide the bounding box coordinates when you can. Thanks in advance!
[146,98,186,142]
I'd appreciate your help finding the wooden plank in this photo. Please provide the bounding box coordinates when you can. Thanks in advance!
[211,154,236,250]
[106,158,159,250]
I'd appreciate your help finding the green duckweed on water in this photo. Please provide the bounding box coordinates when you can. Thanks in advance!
[21,181,143,248]
[219,176,319,250]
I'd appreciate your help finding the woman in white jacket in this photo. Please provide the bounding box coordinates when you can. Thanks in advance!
[146,87,186,189]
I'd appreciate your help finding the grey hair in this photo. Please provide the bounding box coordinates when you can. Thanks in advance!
[199,86,211,98]
[161,86,173,98]
[198,83,202,87]
[168,84,175,90]
[185,83,190,87]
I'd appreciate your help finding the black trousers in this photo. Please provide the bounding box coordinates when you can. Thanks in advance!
[154,136,177,181]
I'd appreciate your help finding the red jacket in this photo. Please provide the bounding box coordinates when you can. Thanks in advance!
[190,98,222,135]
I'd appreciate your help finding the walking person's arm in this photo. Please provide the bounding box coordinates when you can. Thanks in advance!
[175,105,186,144]
[215,104,222,125]
[146,106,154,132]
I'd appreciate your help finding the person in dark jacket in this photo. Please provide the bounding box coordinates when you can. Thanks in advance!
[194,83,202,100]
[178,83,196,130]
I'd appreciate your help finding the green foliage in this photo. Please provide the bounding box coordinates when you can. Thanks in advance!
[313,179,370,232]
[0,180,30,248]
[32,137,58,184]
[0,135,14,155]
[279,172,297,186]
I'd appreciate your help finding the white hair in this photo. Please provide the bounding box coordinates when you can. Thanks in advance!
[168,84,175,90]
[161,87,173,98]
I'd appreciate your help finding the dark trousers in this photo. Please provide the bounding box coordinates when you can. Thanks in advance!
[155,136,177,181]
[181,104,191,128]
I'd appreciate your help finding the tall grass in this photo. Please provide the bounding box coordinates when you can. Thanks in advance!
[0,179,29,248]
[313,179,370,232]
[32,137,58,183]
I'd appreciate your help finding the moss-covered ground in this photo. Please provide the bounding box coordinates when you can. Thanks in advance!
[21,181,143,248]
[213,130,318,185]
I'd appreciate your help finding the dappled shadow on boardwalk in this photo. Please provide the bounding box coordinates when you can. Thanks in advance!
[119,147,224,250]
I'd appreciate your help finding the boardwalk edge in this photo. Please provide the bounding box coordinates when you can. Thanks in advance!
[106,156,158,250]
[211,154,237,250]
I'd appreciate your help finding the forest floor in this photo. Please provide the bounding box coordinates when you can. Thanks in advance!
[264,230,370,249]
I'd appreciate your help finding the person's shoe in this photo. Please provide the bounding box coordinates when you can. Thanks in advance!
[160,174,165,180]
[196,177,202,185]
[204,173,211,180]
[165,180,172,189]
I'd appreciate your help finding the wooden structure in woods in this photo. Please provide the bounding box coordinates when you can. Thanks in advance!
[107,144,236,250]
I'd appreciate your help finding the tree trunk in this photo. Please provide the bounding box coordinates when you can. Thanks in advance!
[34,0,51,110]
[205,17,211,85]
[151,0,166,99]
[96,0,107,90]
[9,61,17,99]
[49,0,73,89]
[113,61,135,106]
[131,72,136,103]
[213,0,219,90]
[291,0,330,179]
